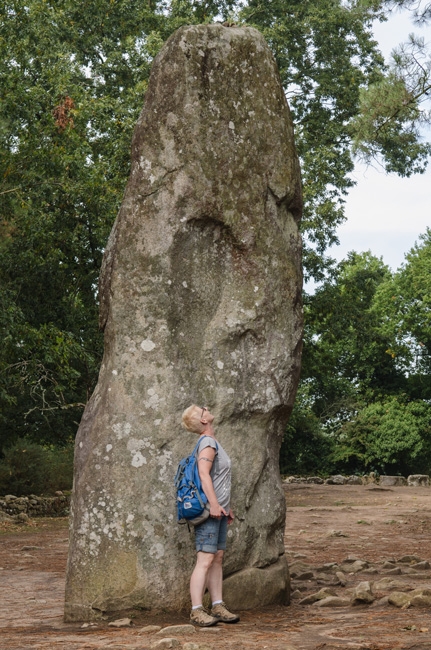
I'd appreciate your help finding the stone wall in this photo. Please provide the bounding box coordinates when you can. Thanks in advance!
[0,493,70,519]
[284,474,431,487]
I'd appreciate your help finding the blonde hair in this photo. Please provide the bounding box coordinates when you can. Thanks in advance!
[182,404,204,434]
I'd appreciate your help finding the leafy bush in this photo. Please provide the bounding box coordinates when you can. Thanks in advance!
[332,397,431,476]
[0,439,73,496]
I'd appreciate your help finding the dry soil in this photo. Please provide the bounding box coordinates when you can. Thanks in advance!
[2,483,431,649]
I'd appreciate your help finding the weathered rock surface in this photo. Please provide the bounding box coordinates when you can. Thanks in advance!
[154,625,195,636]
[380,476,407,487]
[65,23,302,621]
[408,474,430,486]
[351,581,375,605]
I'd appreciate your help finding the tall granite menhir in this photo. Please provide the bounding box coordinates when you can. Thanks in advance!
[65,24,302,621]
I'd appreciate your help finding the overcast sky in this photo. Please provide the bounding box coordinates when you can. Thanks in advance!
[321,8,430,280]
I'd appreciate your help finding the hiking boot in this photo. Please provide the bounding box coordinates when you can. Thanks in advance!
[190,606,219,627]
[211,601,240,623]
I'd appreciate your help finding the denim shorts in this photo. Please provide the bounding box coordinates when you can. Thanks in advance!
[195,515,228,554]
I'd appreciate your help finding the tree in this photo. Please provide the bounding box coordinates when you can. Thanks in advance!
[373,228,431,398]
[304,251,400,412]
[281,251,407,474]
[1,0,429,449]
[0,0,158,447]
[332,396,431,475]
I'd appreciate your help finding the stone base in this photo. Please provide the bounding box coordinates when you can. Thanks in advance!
[64,603,104,623]
[222,556,290,610]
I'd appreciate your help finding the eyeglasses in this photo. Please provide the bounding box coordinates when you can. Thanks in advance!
[201,406,207,419]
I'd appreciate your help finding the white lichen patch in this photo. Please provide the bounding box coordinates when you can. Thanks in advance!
[217,360,224,370]
[149,543,165,559]
[131,451,147,468]
[112,422,132,440]
[127,437,155,468]
[154,419,162,426]
[144,390,164,410]
[152,490,165,503]
[157,449,173,482]
[141,339,156,352]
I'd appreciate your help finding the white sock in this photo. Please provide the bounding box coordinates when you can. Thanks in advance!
[212,600,223,606]
[191,604,202,610]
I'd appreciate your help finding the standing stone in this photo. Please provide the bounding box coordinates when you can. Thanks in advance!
[64,23,302,622]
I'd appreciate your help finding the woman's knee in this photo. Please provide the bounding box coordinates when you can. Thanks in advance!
[196,551,216,570]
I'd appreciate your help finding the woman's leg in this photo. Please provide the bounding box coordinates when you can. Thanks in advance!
[206,550,224,603]
[190,551,215,607]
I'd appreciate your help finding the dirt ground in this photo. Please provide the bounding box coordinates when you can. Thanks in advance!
[2,483,431,649]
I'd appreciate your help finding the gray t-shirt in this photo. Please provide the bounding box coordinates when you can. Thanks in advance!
[197,435,231,510]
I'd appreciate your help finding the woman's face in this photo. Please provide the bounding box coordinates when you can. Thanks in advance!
[200,406,215,424]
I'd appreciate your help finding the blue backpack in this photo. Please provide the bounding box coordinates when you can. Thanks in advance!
[174,438,217,525]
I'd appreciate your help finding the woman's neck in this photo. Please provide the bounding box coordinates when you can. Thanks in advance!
[200,425,215,437]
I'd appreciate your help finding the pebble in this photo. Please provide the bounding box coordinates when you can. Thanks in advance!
[294,571,314,581]
[382,567,402,575]
[197,627,221,633]
[398,555,422,564]
[388,592,411,608]
[155,625,195,636]
[335,571,347,587]
[108,618,132,627]
[314,596,350,607]
[299,588,337,605]
[138,625,162,634]
[151,639,180,649]
[410,594,431,607]
[351,581,375,605]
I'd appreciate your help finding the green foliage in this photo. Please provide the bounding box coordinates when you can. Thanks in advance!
[373,228,431,396]
[1,0,430,454]
[303,251,401,413]
[283,233,431,477]
[239,0,390,279]
[0,439,74,496]
[332,397,431,475]
[351,66,431,175]
[280,384,336,476]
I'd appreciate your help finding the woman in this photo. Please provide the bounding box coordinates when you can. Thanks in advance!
[181,404,240,627]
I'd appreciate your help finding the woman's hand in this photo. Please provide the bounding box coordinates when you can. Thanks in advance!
[227,509,234,525]
[210,503,227,519]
